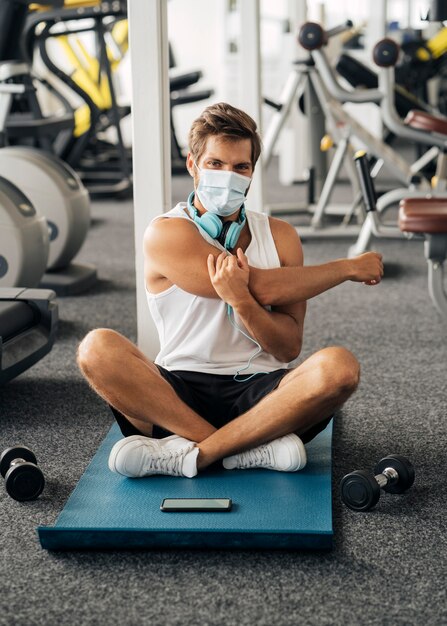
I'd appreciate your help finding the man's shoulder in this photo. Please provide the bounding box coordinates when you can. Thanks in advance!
[144,206,202,253]
[267,215,299,238]
[153,203,188,223]
[267,216,303,265]
[246,211,294,233]
[145,205,190,234]
[245,212,299,249]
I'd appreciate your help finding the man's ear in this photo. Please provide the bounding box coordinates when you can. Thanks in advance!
[186,152,194,176]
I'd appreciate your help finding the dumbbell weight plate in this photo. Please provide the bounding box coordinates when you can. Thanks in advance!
[298,22,326,51]
[5,463,45,501]
[374,455,415,494]
[0,446,37,478]
[340,469,381,512]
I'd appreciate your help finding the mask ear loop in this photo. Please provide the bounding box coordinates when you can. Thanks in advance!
[226,304,269,382]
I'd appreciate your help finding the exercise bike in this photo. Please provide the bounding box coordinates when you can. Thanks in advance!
[0,0,97,295]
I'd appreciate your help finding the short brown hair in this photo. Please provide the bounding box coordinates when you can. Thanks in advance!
[188,102,262,167]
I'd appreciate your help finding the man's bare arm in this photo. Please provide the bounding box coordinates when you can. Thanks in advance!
[144,217,383,304]
[207,246,306,362]
[205,220,306,362]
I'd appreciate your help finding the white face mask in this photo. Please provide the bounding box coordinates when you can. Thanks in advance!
[194,164,251,217]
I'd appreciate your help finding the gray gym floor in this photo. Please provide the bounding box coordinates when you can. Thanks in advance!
[1,161,446,626]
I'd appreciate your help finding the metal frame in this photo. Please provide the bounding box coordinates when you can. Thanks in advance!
[425,235,447,318]
[263,60,365,238]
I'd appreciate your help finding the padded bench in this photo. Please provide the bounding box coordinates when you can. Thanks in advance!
[399,197,447,317]
[404,110,447,137]
[0,287,58,385]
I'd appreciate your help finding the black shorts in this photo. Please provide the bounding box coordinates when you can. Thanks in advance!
[110,366,332,445]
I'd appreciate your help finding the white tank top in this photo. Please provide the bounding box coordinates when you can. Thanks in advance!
[146,203,290,375]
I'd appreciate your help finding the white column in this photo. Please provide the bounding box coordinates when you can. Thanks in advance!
[278,0,308,186]
[128,0,171,359]
[365,0,387,51]
[238,0,264,213]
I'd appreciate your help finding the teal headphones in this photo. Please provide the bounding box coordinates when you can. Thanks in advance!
[187,191,246,250]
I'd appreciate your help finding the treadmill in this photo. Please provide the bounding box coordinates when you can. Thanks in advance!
[0,288,58,385]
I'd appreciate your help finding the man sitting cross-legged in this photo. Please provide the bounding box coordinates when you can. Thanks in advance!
[77,102,383,479]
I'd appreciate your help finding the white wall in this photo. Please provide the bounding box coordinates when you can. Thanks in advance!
[167,0,227,152]
[167,0,300,151]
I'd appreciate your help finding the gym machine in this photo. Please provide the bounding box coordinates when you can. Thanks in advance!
[399,197,447,318]
[287,23,447,248]
[0,130,97,296]
[335,52,432,130]
[348,37,447,258]
[23,3,214,189]
[0,143,97,295]
[0,176,49,288]
[0,1,97,295]
[264,21,439,238]
[263,21,364,237]
[169,52,215,175]
[355,150,447,319]
[0,1,75,151]
[23,0,133,198]
[0,287,58,385]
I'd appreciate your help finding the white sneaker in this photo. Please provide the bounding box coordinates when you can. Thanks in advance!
[108,434,199,478]
[223,434,307,472]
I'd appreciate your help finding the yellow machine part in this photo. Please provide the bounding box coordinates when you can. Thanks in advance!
[29,1,100,10]
[415,27,447,61]
[112,20,128,55]
[28,2,128,137]
[320,135,334,152]
[73,104,91,137]
[74,38,113,108]
[426,27,447,59]
[57,35,112,110]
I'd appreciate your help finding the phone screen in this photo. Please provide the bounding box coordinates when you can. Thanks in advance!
[160,498,232,512]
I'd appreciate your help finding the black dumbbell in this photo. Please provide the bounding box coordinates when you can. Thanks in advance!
[340,454,415,512]
[0,446,45,501]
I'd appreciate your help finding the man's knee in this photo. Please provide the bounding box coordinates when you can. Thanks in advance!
[77,328,123,376]
[314,346,360,399]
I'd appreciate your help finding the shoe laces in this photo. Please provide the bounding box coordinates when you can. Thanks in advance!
[143,445,192,476]
[237,444,273,469]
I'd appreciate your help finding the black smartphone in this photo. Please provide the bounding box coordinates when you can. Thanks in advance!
[160,498,232,512]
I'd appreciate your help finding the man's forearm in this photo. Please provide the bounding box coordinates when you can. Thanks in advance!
[249,259,352,306]
[232,295,304,363]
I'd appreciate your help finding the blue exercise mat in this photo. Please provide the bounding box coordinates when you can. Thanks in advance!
[38,421,333,550]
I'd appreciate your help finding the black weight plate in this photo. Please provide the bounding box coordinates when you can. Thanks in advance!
[374,455,415,494]
[373,38,399,68]
[0,446,37,478]
[5,464,45,501]
[340,470,381,512]
[298,22,325,51]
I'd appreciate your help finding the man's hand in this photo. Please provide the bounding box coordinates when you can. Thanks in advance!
[207,248,251,307]
[349,252,384,286]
